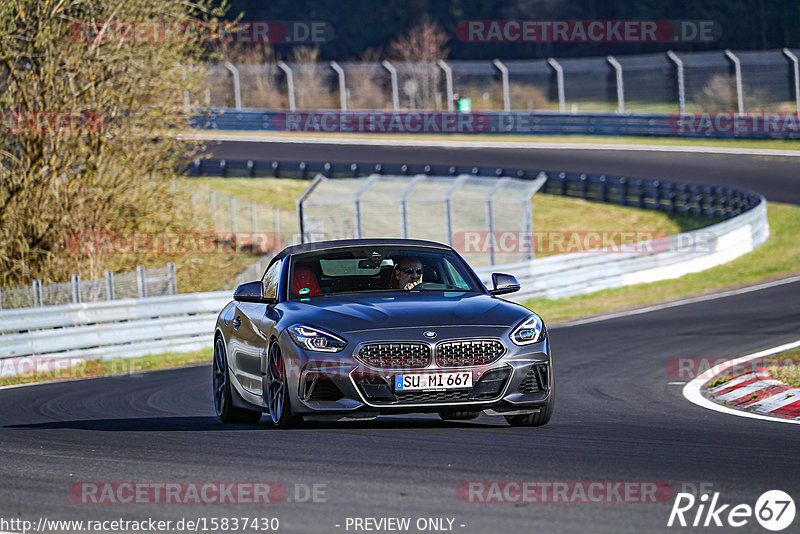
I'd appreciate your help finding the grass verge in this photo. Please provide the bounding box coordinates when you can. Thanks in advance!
[764,348,800,388]
[0,349,212,388]
[527,202,800,323]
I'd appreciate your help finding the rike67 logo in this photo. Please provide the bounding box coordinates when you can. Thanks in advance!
[668,490,795,531]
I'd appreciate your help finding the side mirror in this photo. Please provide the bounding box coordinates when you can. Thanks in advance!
[233,281,276,304]
[489,273,520,296]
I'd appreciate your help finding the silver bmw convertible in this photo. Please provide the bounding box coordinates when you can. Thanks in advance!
[213,238,553,428]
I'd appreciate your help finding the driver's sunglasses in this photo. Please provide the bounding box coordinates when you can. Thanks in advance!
[400,268,424,275]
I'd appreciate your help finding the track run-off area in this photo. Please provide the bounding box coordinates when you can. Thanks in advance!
[1,138,798,534]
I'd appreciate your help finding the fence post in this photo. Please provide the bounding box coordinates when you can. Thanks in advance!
[666,51,685,114]
[382,60,400,111]
[493,59,510,112]
[724,50,744,114]
[277,61,296,111]
[273,206,281,238]
[136,266,147,299]
[438,60,454,111]
[330,61,347,111]
[547,58,566,112]
[168,262,177,294]
[606,55,625,114]
[783,48,800,115]
[181,66,191,111]
[444,175,468,247]
[32,280,43,307]
[71,274,81,304]
[251,200,258,233]
[105,270,115,300]
[223,61,242,110]
[210,190,217,228]
[230,195,237,233]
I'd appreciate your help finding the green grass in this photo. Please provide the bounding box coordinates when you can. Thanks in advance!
[187,129,800,152]
[763,348,800,388]
[525,203,800,323]
[0,349,212,388]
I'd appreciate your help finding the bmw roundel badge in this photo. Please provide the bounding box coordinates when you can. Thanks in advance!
[424,331,437,339]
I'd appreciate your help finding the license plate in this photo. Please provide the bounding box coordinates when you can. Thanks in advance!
[394,372,472,391]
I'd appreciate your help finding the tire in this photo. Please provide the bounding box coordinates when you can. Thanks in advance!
[213,336,262,424]
[266,343,303,428]
[506,381,555,427]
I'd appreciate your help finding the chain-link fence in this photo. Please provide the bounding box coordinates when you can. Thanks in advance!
[298,173,547,268]
[0,265,177,310]
[201,48,800,114]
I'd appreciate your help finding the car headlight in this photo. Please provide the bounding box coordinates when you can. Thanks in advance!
[511,314,545,345]
[288,324,347,353]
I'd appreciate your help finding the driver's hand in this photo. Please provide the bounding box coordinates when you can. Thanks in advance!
[403,280,422,290]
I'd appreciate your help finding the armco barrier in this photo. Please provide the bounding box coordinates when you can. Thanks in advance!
[190,108,800,139]
[0,292,230,367]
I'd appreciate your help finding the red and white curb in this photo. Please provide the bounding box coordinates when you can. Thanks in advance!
[707,369,800,418]
[683,339,800,424]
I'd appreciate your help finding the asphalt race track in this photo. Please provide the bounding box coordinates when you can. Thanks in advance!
[1,140,798,533]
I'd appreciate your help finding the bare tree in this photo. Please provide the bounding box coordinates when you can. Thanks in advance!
[388,19,449,110]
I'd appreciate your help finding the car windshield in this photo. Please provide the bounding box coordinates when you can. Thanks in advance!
[288,246,480,299]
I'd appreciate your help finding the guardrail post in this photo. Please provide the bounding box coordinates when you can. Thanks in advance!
[168,262,177,294]
[223,61,242,111]
[607,55,625,114]
[600,176,608,203]
[493,59,510,112]
[277,61,296,111]
[382,60,400,111]
[666,51,686,114]
[105,270,115,300]
[547,58,566,112]
[620,178,628,206]
[330,61,347,111]
[71,274,81,304]
[32,280,43,307]
[210,190,217,229]
[230,195,237,233]
[438,60,454,111]
[580,174,587,199]
[724,50,744,114]
[444,175,468,246]
[783,48,800,115]
[181,66,191,111]
[136,266,147,299]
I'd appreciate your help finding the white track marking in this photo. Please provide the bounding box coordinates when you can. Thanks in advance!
[714,380,781,402]
[556,274,800,328]
[180,131,800,157]
[682,339,800,424]
[747,389,800,413]
[707,372,759,395]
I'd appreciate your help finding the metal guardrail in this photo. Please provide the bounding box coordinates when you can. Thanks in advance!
[190,108,800,139]
[474,198,768,301]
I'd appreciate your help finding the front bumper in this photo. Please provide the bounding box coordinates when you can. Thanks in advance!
[277,325,552,417]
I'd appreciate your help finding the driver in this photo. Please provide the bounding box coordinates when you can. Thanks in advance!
[392,256,424,290]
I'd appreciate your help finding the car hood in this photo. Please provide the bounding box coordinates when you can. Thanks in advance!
[277,292,531,334]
